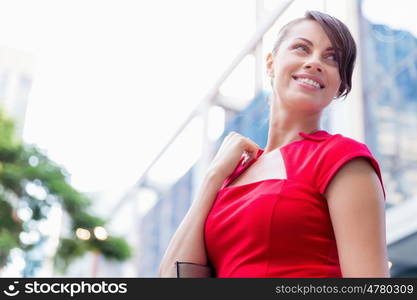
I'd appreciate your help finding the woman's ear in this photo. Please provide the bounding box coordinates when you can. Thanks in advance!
[266,53,274,77]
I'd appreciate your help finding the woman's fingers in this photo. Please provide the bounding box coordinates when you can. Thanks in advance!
[243,137,260,159]
[228,132,259,157]
[208,131,260,179]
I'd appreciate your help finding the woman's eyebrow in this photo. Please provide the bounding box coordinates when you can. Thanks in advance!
[294,37,313,46]
[293,37,335,51]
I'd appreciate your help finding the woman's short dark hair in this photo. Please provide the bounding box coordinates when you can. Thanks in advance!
[271,10,357,98]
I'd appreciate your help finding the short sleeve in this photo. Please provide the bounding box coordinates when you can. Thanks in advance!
[315,137,386,200]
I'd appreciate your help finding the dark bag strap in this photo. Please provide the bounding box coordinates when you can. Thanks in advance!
[175,261,215,278]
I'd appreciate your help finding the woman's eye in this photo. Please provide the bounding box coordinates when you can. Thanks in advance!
[295,44,308,52]
[327,54,336,61]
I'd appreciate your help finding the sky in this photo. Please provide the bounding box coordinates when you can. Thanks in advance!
[0,0,415,197]
[362,0,416,36]
[0,0,255,193]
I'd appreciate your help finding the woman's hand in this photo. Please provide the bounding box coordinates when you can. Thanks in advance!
[208,131,260,179]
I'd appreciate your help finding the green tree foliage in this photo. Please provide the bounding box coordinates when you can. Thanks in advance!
[0,109,131,275]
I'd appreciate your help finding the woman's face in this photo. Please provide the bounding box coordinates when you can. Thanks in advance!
[267,20,342,112]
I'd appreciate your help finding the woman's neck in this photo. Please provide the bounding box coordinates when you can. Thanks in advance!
[264,99,321,153]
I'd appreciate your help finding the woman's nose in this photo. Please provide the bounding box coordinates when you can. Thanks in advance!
[303,55,323,72]
[304,64,322,73]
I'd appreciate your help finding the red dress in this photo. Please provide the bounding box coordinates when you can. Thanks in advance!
[204,130,386,278]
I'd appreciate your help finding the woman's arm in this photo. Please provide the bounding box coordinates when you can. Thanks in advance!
[158,170,224,277]
[324,157,390,277]
[158,132,260,277]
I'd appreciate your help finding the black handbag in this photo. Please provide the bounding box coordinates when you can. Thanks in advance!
[175,261,215,278]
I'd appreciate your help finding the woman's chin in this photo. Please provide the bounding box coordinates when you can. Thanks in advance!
[274,90,330,111]
[285,95,325,112]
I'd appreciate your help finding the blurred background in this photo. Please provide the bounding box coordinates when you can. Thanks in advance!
[0,0,416,277]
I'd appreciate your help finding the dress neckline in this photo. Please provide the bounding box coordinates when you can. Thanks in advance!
[220,129,330,191]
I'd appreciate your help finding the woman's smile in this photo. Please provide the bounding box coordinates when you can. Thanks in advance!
[292,74,325,91]
[294,77,321,91]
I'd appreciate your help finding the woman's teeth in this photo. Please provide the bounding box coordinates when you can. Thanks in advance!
[295,77,321,89]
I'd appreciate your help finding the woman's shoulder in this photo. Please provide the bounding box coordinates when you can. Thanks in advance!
[299,130,368,150]
[319,131,372,154]
[312,131,385,197]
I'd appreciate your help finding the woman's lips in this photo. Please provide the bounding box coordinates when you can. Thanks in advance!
[292,74,325,88]
[292,77,321,91]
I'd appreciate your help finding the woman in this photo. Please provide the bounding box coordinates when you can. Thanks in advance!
[159,10,390,278]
